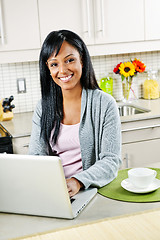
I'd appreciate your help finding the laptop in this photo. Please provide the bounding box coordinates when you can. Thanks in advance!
[0,154,97,219]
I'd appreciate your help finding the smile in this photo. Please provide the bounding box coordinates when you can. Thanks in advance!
[59,74,73,82]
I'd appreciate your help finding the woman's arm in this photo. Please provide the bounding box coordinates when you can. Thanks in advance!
[72,97,122,189]
[28,101,48,155]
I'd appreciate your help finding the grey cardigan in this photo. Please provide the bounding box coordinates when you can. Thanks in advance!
[29,88,122,189]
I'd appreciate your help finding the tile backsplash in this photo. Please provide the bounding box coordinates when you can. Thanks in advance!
[0,51,160,113]
[0,61,40,113]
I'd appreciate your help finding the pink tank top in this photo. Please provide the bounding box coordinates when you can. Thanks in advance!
[50,123,82,179]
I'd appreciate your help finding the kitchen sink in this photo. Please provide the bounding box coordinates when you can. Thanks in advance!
[118,104,150,117]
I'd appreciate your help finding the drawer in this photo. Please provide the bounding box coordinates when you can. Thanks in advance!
[121,138,160,168]
[122,125,160,144]
[13,136,30,154]
[121,118,160,144]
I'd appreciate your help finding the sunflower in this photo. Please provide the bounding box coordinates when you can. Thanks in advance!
[119,62,135,78]
[132,58,146,73]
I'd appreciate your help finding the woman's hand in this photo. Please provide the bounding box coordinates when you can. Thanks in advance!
[66,177,84,197]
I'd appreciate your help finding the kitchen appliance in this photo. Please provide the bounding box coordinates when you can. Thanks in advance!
[0,96,15,121]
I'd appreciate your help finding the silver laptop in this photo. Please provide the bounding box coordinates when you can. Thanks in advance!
[0,154,97,219]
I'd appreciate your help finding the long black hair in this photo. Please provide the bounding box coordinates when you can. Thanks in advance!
[39,30,99,147]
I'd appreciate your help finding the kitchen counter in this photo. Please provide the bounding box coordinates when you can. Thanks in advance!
[0,111,33,138]
[119,98,160,123]
[1,174,160,240]
[1,98,160,138]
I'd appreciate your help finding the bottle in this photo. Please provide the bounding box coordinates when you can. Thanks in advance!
[143,70,159,99]
[99,73,113,95]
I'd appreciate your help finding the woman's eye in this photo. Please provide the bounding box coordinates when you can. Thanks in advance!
[66,58,74,63]
[50,62,58,67]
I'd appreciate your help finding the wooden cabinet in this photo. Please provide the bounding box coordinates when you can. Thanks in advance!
[121,118,160,169]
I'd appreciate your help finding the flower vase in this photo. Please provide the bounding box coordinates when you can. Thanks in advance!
[122,77,132,102]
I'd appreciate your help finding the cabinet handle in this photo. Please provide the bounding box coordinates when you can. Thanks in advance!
[124,153,129,168]
[100,0,104,36]
[86,0,91,37]
[82,0,91,38]
[95,0,104,36]
[0,0,5,45]
[23,144,29,148]
[122,124,160,132]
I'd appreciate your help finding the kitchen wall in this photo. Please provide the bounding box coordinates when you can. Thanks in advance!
[0,50,160,113]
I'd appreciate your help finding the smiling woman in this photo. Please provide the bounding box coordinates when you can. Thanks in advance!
[29,30,122,197]
[47,41,83,93]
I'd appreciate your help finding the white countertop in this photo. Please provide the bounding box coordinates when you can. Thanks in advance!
[1,160,160,239]
[0,111,33,138]
[1,184,160,240]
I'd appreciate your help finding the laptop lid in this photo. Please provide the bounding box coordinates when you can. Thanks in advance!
[0,154,97,219]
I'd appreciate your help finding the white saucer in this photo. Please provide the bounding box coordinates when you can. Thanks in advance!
[121,178,160,193]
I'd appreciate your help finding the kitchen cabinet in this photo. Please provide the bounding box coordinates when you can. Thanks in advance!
[0,112,32,154]
[38,0,160,56]
[1,0,160,63]
[12,135,30,154]
[38,0,94,45]
[122,139,160,169]
[145,0,160,40]
[0,0,40,63]
[121,118,160,169]
[0,0,40,51]
[93,0,144,44]
[38,0,144,45]
[92,0,160,55]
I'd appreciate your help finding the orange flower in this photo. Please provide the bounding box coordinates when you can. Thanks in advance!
[132,58,146,73]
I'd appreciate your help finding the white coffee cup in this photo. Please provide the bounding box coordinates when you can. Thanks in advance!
[128,168,157,188]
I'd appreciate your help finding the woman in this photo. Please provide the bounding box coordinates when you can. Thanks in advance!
[29,30,122,197]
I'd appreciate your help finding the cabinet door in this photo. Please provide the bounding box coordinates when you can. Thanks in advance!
[121,139,160,169]
[13,136,30,155]
[145,0,160,40]
[38,0,94,46]
[0,0,40,52]
[94,0,144,44]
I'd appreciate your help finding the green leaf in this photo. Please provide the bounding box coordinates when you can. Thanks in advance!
[121,75,125,81]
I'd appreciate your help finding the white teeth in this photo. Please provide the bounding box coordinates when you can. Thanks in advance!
[60,75,72,81]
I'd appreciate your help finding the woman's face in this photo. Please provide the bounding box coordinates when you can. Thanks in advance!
[47,41,83,92]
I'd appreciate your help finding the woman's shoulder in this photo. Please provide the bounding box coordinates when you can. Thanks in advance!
[87,88,115,103]
[33,99,42,120]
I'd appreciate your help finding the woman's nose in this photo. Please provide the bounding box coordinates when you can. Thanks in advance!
[59,63,67,74]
